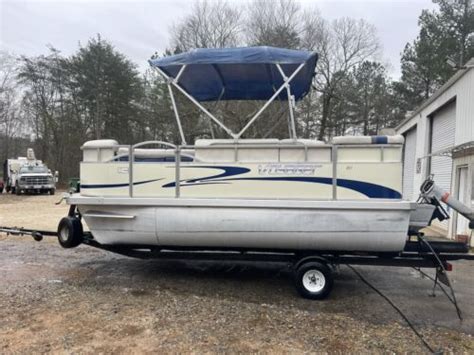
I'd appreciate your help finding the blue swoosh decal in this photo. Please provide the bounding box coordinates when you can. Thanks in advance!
[163,166,401,199]
[81,178,163,189]
[223,176,401,199]
[162,166,250,187]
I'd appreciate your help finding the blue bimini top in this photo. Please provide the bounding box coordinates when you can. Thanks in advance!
[149,46,318,102]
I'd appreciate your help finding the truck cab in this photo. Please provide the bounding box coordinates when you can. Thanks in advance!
[16,164,57,195]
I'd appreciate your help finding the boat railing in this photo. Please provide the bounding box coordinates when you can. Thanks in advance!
[122,140,399,199]
[125,140,329,198]
[128,141,177,197]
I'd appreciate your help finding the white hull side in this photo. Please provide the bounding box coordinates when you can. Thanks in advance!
[71,196,413,252]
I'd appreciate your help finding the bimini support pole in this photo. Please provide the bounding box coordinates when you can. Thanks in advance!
[236,62,306,139]
[276,64,297,140]
[167,84,186,145]
[153,66,237,139]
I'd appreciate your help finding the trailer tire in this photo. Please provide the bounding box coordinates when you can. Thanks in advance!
[57,216,83,248]
[295,261,333,300]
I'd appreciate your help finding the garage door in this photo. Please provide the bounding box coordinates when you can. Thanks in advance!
[430,101,456,232]
[402,127,417,200]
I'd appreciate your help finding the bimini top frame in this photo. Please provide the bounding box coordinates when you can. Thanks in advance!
[149,46,318,144]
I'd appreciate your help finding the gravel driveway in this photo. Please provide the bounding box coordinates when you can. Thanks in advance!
[1,193,473,353]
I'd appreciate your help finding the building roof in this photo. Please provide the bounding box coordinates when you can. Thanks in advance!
[396,57,474,132]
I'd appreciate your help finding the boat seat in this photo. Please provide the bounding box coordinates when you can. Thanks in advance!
[195,139,280,146]
[195,138,331,163]
[82,140,119,162]
[332,135,404,163]
[116,148,194,162]
[332,135,404,145]
[280,139,325,146]
[279,139,330,162]
[195,139,280,162]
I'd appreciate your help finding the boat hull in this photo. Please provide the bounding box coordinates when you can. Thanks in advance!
[68,195,414,253]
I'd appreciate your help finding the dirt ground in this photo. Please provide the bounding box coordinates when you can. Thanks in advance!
[1,192,474,353]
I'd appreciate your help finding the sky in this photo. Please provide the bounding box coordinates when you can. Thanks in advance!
[0,0,438,78]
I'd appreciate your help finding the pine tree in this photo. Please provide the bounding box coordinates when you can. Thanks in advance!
[396,0,473,112]
[69,35,143,143]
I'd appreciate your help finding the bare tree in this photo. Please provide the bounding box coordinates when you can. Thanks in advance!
[0,51,25,159]
[170,0,243,51]
[246,0,302,48]
[302,16,380,140]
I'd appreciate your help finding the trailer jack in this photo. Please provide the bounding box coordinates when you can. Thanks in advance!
[417,235,463,320]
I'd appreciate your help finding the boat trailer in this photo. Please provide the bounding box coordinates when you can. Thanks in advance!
[1,177,474,312]
[1,219,473,316]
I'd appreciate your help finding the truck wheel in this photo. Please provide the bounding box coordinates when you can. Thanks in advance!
[294,261,333,300]
[15,188,21,195]
[57,216,83,248]
[50,189,55,195]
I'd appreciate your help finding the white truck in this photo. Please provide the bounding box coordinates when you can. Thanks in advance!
[3,157,28,194]
[3,149,58,195]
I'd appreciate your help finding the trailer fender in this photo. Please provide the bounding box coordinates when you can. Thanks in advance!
[293,255,331,271]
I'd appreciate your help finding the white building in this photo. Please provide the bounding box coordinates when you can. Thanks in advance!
[396,58,474,245]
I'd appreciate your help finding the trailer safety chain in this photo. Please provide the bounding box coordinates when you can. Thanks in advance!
[347,265,439,354]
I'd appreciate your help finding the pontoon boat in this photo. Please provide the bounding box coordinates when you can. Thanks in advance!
[65,47,422,253]
[17,46,471,300]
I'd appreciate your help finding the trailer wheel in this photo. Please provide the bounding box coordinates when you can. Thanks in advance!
[295,261,333,300]
[57,216,83,248]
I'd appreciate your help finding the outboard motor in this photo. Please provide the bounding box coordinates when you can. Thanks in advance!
[420,177,474,229]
